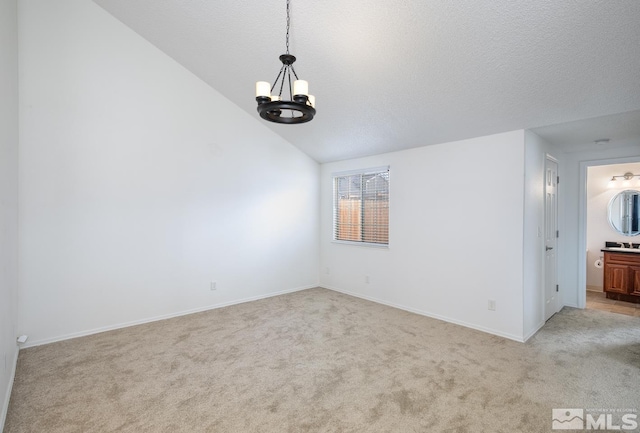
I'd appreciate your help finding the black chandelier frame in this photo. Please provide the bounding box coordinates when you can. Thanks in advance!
[255,0,315,124]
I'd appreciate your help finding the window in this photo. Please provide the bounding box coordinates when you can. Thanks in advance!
[333,167,389,245]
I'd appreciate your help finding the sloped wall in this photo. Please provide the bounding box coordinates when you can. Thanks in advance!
[18,0,320,346]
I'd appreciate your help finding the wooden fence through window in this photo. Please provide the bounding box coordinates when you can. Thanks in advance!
[337,198,389,244]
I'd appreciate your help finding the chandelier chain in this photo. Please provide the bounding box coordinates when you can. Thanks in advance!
[285,0,290,54]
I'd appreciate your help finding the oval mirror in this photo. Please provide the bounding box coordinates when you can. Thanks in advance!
[608,189,640,236]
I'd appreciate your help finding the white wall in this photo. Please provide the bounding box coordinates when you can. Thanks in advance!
[0,0,19,427]
[523,131,557,339]
[559,141,640,307]
[585,162,640,290]
[18,0,320,346]
[320,130,527,341]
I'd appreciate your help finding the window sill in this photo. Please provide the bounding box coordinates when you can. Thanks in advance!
[331,240,389,249]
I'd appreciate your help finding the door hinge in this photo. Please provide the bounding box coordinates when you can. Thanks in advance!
[557,175,560,184]
[556,284,559,292]
[556,230,559,238]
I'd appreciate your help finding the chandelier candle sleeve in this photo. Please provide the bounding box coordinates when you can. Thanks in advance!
[293,80,308,97]
[256,81,271,98]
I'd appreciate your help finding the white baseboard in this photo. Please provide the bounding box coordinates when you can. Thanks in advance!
[0,348,19,433]
[22,284,318,349]
[321,285,525,343]
[586,285,603,293]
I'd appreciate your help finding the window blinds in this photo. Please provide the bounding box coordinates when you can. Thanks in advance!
[333,167,389,245]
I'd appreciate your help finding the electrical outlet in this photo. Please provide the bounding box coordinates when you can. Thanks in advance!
[488,300,496,311]
[210,281,217,291]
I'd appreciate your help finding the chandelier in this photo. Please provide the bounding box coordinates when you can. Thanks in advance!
[255,0,315,124]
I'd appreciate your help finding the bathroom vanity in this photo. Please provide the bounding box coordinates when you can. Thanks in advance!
[601,249,640,303]
[600,187,640,303]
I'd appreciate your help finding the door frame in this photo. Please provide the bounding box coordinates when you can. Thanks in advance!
[578,155,640,308]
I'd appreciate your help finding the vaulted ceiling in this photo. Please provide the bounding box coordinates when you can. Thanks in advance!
[93,0,640,162]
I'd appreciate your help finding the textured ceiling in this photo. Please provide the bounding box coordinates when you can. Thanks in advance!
[93,0,640,162]
[532,109,640,153]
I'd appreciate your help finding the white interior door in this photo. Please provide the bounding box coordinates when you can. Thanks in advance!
[544,156,559,321]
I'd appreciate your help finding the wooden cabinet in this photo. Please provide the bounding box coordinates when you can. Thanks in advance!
[631,266,640,296]
[604,263,630,293]
[603,251,640,303]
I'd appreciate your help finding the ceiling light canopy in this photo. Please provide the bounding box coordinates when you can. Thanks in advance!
[255,0,315,124]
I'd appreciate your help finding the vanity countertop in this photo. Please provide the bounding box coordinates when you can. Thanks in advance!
[601,247,640,254]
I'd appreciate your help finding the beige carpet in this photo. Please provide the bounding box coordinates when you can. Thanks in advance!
[5,288,640,433]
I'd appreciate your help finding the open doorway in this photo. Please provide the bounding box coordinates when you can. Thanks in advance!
[585,161,640,317]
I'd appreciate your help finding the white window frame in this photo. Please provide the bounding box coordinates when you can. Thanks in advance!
[332,166,390,248]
